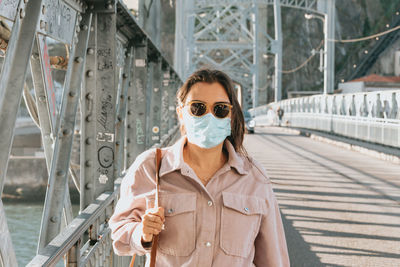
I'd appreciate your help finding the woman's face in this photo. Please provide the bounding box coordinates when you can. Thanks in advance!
[177,82,231,122]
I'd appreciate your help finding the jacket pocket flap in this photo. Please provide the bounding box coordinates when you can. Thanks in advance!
[160,193,197,216]
[222,192,266,215]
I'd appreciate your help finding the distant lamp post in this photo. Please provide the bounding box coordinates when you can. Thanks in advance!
[305,12,330,95]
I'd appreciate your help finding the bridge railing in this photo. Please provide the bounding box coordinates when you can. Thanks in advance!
[250,90,400,148]
[0,0,182,266]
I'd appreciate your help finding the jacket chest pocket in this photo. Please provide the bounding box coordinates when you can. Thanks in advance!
[220,192,267,258]
[157,193,197,256]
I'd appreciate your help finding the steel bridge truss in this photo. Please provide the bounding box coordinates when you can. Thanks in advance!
[0,0,181,266]
[175,0,335,109]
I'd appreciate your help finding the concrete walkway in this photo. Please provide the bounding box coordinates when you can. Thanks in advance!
[244,127,400,267]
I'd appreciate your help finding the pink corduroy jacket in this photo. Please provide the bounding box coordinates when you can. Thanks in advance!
[109,137,290,267]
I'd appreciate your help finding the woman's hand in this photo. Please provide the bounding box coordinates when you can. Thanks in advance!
[141,207,165,242]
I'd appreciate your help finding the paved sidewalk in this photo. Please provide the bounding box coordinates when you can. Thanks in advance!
[244,127,400,267]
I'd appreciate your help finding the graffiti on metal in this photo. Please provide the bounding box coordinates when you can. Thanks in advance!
[40,0,78,44]
[98,92,113,131]
[136,79,145,103]
[136,118,145,144]
[0,0,18,21]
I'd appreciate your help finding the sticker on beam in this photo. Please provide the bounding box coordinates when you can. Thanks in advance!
[98,174,108,184]
[96,132,115,143]
[135,59,146,67]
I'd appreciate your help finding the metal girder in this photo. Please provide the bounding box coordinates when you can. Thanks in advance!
[196,0,319,12]
[114,46,133,179]
[168,73,179,131]
[274,0,283,102]
[30,40,55,173]
[0,199,17,267]
[0,0,42,198]
[147,51,162,147]
[126,41,148,163]
[80,9,117,211]
[38,11,92,252]
[160,64,171,139]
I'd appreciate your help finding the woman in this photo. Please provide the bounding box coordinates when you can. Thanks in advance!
[109,69,289,266]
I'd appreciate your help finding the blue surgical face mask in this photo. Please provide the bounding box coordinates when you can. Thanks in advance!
[182,108,231,149]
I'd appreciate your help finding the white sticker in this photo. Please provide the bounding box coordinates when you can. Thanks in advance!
[152,136,160,141]
[99,174,108,184]
[96,132,115,142]
[169,106,175,111]
[135,59,146,67]
[152,126,159,134]
[154,87,159,92]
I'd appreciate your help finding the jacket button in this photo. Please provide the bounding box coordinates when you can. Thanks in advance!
[207,200,213,207]
[244,207,249,212]
[205,242,212,247]
[167,208,174,214]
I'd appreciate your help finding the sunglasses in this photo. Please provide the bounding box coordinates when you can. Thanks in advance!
[183,100,232,119]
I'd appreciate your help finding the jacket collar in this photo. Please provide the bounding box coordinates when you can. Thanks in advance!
[159,136,249,177]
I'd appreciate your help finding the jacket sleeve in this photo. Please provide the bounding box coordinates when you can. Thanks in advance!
[109,156,156,256]
[253,185,290,267]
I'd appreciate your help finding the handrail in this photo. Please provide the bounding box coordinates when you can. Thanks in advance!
[250,90,400,148]
[27,188,118,266]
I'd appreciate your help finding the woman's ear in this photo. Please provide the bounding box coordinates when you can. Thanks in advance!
[176,106,183,121]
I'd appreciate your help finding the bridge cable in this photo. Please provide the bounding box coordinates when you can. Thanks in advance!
[281,40,323,74]
[331,25,400,43]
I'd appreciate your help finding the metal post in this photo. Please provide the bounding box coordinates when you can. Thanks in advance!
[174,0,183,77]
[114,46,133,178]
[34,35,75,230]
[0,1,43,263]
[185,0,195,79]
[324,0,335,94]
[38,13,92,252]
[0,0,42,196]
[160,63,171,138]
[258,5,268,106]
[81,8,117,211]
[139,0,161,48]
[274,0,283,102]
[30,40,54,173]
[168,73,179,130]
[147,52,162,147]
[252,1,260,109]
[127,40,148,163]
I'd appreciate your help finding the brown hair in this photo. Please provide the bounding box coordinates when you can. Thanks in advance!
[177,68,247,155]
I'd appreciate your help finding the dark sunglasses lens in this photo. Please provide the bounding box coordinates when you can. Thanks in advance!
[214,104,230,118]
[190,102,207,116]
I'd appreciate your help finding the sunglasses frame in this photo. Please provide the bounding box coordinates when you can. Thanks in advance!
[182,100,233,119]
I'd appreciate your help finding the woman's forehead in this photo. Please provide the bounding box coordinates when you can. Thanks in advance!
[186,82,229,102]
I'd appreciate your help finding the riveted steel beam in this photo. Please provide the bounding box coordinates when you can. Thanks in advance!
[114,46,133,178]
[0,0,43,198]
[38,12,92,252]
[160,62,171,139]
[147,50,162,147]
[126,40,148,163]
[80,8,117,211]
